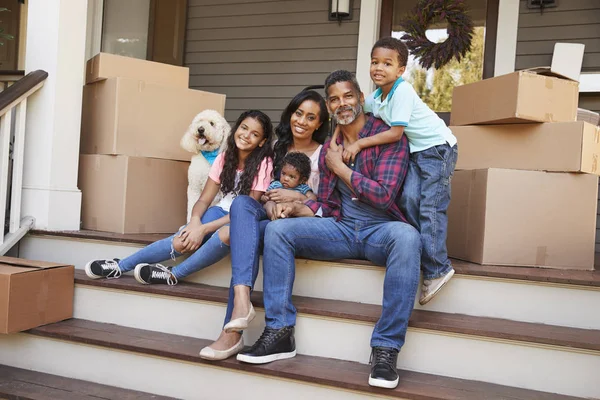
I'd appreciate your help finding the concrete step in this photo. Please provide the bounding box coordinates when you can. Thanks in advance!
[18,233,600,329]
[71,272,600,398]
[0,319,587,400]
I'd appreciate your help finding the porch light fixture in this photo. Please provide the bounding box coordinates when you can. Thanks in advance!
[329,0,353,23]
[527,0,557,14]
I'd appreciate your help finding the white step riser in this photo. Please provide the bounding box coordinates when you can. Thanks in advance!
[0,335,374,400]
[74,286,600,398]
[21,235,600,330]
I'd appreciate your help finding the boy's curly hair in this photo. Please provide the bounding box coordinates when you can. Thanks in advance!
[372,37,409,67]
[282,152,311,182]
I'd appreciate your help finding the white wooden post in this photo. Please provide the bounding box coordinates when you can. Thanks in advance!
[9,100,27,233]
[0,111,13,245]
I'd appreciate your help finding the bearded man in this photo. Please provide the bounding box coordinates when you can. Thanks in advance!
[237,70,421,390]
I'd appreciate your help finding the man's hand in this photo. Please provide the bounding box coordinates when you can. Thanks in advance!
[178,219,206,253]
[342,141,361,164]
[326,144,346,174]
[267,188,304,203]
[274,202,297,219]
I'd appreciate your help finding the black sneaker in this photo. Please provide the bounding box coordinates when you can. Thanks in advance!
[368,347,399,389]
[236,326,296,364]
[85,259,122,279]
[134,263,178,285]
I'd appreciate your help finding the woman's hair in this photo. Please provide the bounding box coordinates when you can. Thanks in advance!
[273,90,329,176]
[282,152,312,182]
[220,110,274,196]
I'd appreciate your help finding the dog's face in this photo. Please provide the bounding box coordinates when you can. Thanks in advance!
[181,109,230,154]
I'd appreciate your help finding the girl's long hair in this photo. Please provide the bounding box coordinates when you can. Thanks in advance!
[273,90,329,176]
[220,110,274,196]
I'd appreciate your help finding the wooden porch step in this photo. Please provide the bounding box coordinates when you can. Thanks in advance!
[33,229,600,287]
[0,364,176,400]
[25,319,583,400]
[74,271,600,352]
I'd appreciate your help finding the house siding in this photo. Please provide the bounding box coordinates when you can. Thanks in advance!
[184,0,361,125]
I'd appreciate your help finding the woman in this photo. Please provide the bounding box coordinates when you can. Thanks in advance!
[200,90,329,360]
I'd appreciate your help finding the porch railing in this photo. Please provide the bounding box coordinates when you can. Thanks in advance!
[0,70,48,255]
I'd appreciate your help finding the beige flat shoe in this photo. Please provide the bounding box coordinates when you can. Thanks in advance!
[199,337,244,361]
[223,303,256,333]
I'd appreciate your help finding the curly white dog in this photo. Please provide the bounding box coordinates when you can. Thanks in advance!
[180,109,230,222]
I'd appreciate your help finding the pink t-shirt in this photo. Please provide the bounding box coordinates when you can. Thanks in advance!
[208,152,273,211]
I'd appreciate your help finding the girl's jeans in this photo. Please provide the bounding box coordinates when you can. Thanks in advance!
[399,143,458,280]
[118,206,231,279]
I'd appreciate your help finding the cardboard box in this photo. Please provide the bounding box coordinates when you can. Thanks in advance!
[450,71,579,126]
[452,122,600,175]
[86,53,189,88]
[81,78,226,162]
[79,155,189,234]
[0,256,74,334]
[447,169,598,270]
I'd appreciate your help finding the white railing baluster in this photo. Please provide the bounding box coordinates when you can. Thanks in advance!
[0,110,13,245]
[9,99,27,233]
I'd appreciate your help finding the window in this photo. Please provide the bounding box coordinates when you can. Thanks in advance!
[381,0,495,112]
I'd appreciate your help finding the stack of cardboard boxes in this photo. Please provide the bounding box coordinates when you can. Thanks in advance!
[447,70,599,270]
[78,53,226,234]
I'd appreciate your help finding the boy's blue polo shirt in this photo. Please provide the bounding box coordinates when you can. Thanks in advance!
[364,77,457,153]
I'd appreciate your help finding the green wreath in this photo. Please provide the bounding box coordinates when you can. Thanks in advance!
[400,0,474,70]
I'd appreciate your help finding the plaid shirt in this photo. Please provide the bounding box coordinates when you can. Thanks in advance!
[305,114,409,223]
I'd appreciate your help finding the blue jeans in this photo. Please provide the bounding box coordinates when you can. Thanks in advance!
[118,206,231,279]
[400,143,458,280]
[263,217,421,350]
[223,195,270,325]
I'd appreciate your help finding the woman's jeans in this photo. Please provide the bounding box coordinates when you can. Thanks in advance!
[400,143,458,280]
[224,196,270,325]
[118,206,230,279]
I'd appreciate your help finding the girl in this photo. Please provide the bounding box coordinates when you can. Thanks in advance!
[84,110,274,289]
[199,90,329,360]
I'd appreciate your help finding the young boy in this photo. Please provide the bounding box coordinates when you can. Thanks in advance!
[335,36,458,305]
[261,152,317,204]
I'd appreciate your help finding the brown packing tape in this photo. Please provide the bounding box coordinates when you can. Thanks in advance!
[535,246,547,266]
[37,272,49,324]
[593,154,598,174]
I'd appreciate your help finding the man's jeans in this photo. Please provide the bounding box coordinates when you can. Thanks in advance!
[400,143,458,280]
[224,196,270,325]
[118,206,230,279]
[263,217,421,350]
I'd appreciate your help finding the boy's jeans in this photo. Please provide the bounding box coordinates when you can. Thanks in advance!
[400,143,458,280]
[262,217,421,350]
[118,206,231,279]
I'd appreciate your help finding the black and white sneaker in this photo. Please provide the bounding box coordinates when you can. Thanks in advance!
[134,263,178,285]
[85,259,122,279]
[236,326,296,364]
[368,347,400,389]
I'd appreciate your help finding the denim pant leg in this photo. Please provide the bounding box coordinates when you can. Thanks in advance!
[262,217,357,329]
[170,206,230,279]
[361,221,421,350]
[118,235,176,273]
[399,156,421,230]
[414,143,458,280]
[222,195,270,326]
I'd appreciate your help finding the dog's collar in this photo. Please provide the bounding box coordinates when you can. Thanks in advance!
[201,149,220,165]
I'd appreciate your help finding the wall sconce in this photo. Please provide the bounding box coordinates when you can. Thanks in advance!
[329,0,353,24]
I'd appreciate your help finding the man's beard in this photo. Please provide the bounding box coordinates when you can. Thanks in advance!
[334,103,362,126]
